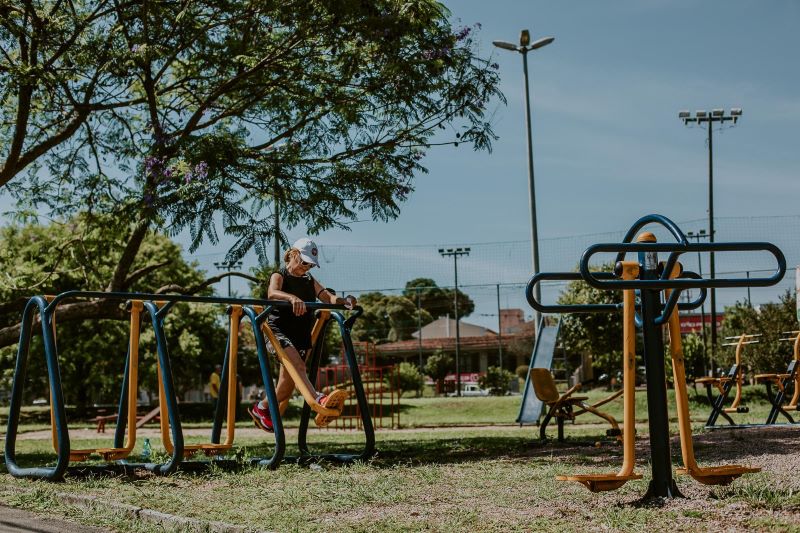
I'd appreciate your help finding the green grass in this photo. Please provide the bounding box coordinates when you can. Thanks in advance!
[2,426,799,532]
[1,389,797,532]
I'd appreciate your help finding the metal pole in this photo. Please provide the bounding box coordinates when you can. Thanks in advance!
[417,288,423,369]
[521,49,542,335]
[496,284,503,369]
[454,253,461,397]
[696,242,708,376]
[746,271,752,307]
[638,235,681,498]
[708,118,717,376]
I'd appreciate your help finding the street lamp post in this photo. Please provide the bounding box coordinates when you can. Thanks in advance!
[439,247,470,397]
[679,108,742,375]
[214,260,243,297]
[493,29,554,334]
[687,230,709,375]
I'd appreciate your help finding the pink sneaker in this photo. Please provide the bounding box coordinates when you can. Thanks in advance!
[248,403,274,433]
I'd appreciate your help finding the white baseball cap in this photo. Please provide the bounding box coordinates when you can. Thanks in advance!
[293,237,320,267]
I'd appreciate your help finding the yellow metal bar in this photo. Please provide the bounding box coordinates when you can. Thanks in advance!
[617,262,638,478]
[261,321,339,416]
[555,261,641,492]
[222,306,243,447]
[790,334,800,408]
[667,264,759,484]
[97,301,144,460]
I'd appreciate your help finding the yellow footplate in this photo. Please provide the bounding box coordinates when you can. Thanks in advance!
[314,389,349,428]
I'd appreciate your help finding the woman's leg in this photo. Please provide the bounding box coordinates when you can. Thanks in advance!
[259,346,318,410]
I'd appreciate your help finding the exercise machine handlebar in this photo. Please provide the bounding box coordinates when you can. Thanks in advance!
[580,242,785,291]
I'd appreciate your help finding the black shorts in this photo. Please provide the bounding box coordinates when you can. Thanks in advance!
[266,325,309,359]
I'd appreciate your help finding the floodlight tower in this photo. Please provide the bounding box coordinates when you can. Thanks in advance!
[439,247,470,396]
[679,108,742,373]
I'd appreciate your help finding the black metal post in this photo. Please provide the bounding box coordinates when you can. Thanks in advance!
[708,118,718,376]
[521,48,542,333]
[417,287,423,369]
[454,253,461,396]
[496,283,503,369]
[439,247,470,396]
[638,237,681,498]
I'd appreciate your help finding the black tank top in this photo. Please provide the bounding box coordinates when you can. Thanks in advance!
[267,267,316,350]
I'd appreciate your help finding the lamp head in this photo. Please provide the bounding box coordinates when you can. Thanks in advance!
[520,29,530,47]
[492,40,518,52]
[530,36,555,50]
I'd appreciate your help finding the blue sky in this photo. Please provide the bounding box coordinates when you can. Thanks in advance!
[3,1,799,328]
[240,1,800,324]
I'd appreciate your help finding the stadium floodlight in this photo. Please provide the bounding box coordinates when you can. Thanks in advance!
[439,247,471,397]
[677,107,743,376]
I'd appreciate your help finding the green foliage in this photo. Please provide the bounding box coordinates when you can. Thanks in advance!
[352,292,433,343]
[557,263,624,376]
[719,291,798,374]
[678,332,708,379]
[515,365,529,380]
[0,216,227,406]
[389,362,425,398]
[403,278,475,318]
[478,366,514,396]
[424,350,453,395]
[2,2,503,267]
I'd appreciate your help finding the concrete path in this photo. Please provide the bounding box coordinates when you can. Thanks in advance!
[0,505,108,532]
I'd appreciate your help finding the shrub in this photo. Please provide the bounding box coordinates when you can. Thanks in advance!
[424,351,453,396]
[389,362,425,398]
[478,366,516,396]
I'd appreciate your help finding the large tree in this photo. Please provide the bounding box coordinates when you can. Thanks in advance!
[0,215,229,407]
[351,291,432,343]
[403,277,474,318]
[0,1,503,346]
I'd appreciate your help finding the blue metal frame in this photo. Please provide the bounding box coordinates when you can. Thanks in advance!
[5,291,365,480]
[295,311,376,463]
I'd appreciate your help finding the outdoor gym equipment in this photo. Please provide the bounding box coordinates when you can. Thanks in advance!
[696,333,758,428]
[530,368,622,443]
[526,214,785,498]
[755,331,800,424]
[5,291,373,481]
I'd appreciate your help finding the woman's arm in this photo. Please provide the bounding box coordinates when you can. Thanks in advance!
[313,279,357,308]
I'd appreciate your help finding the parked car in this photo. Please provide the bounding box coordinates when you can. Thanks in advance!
[448,384,489,397]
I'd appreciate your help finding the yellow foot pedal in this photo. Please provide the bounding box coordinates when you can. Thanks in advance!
[556,473,642,492]
[677,464,760,486]
[314,389,349,428]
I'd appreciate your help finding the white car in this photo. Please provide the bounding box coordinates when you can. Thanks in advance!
[448,384,489,397]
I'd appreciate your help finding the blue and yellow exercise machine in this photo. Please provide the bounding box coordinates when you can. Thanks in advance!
[4,291,375,480]
[526,214,785,498]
